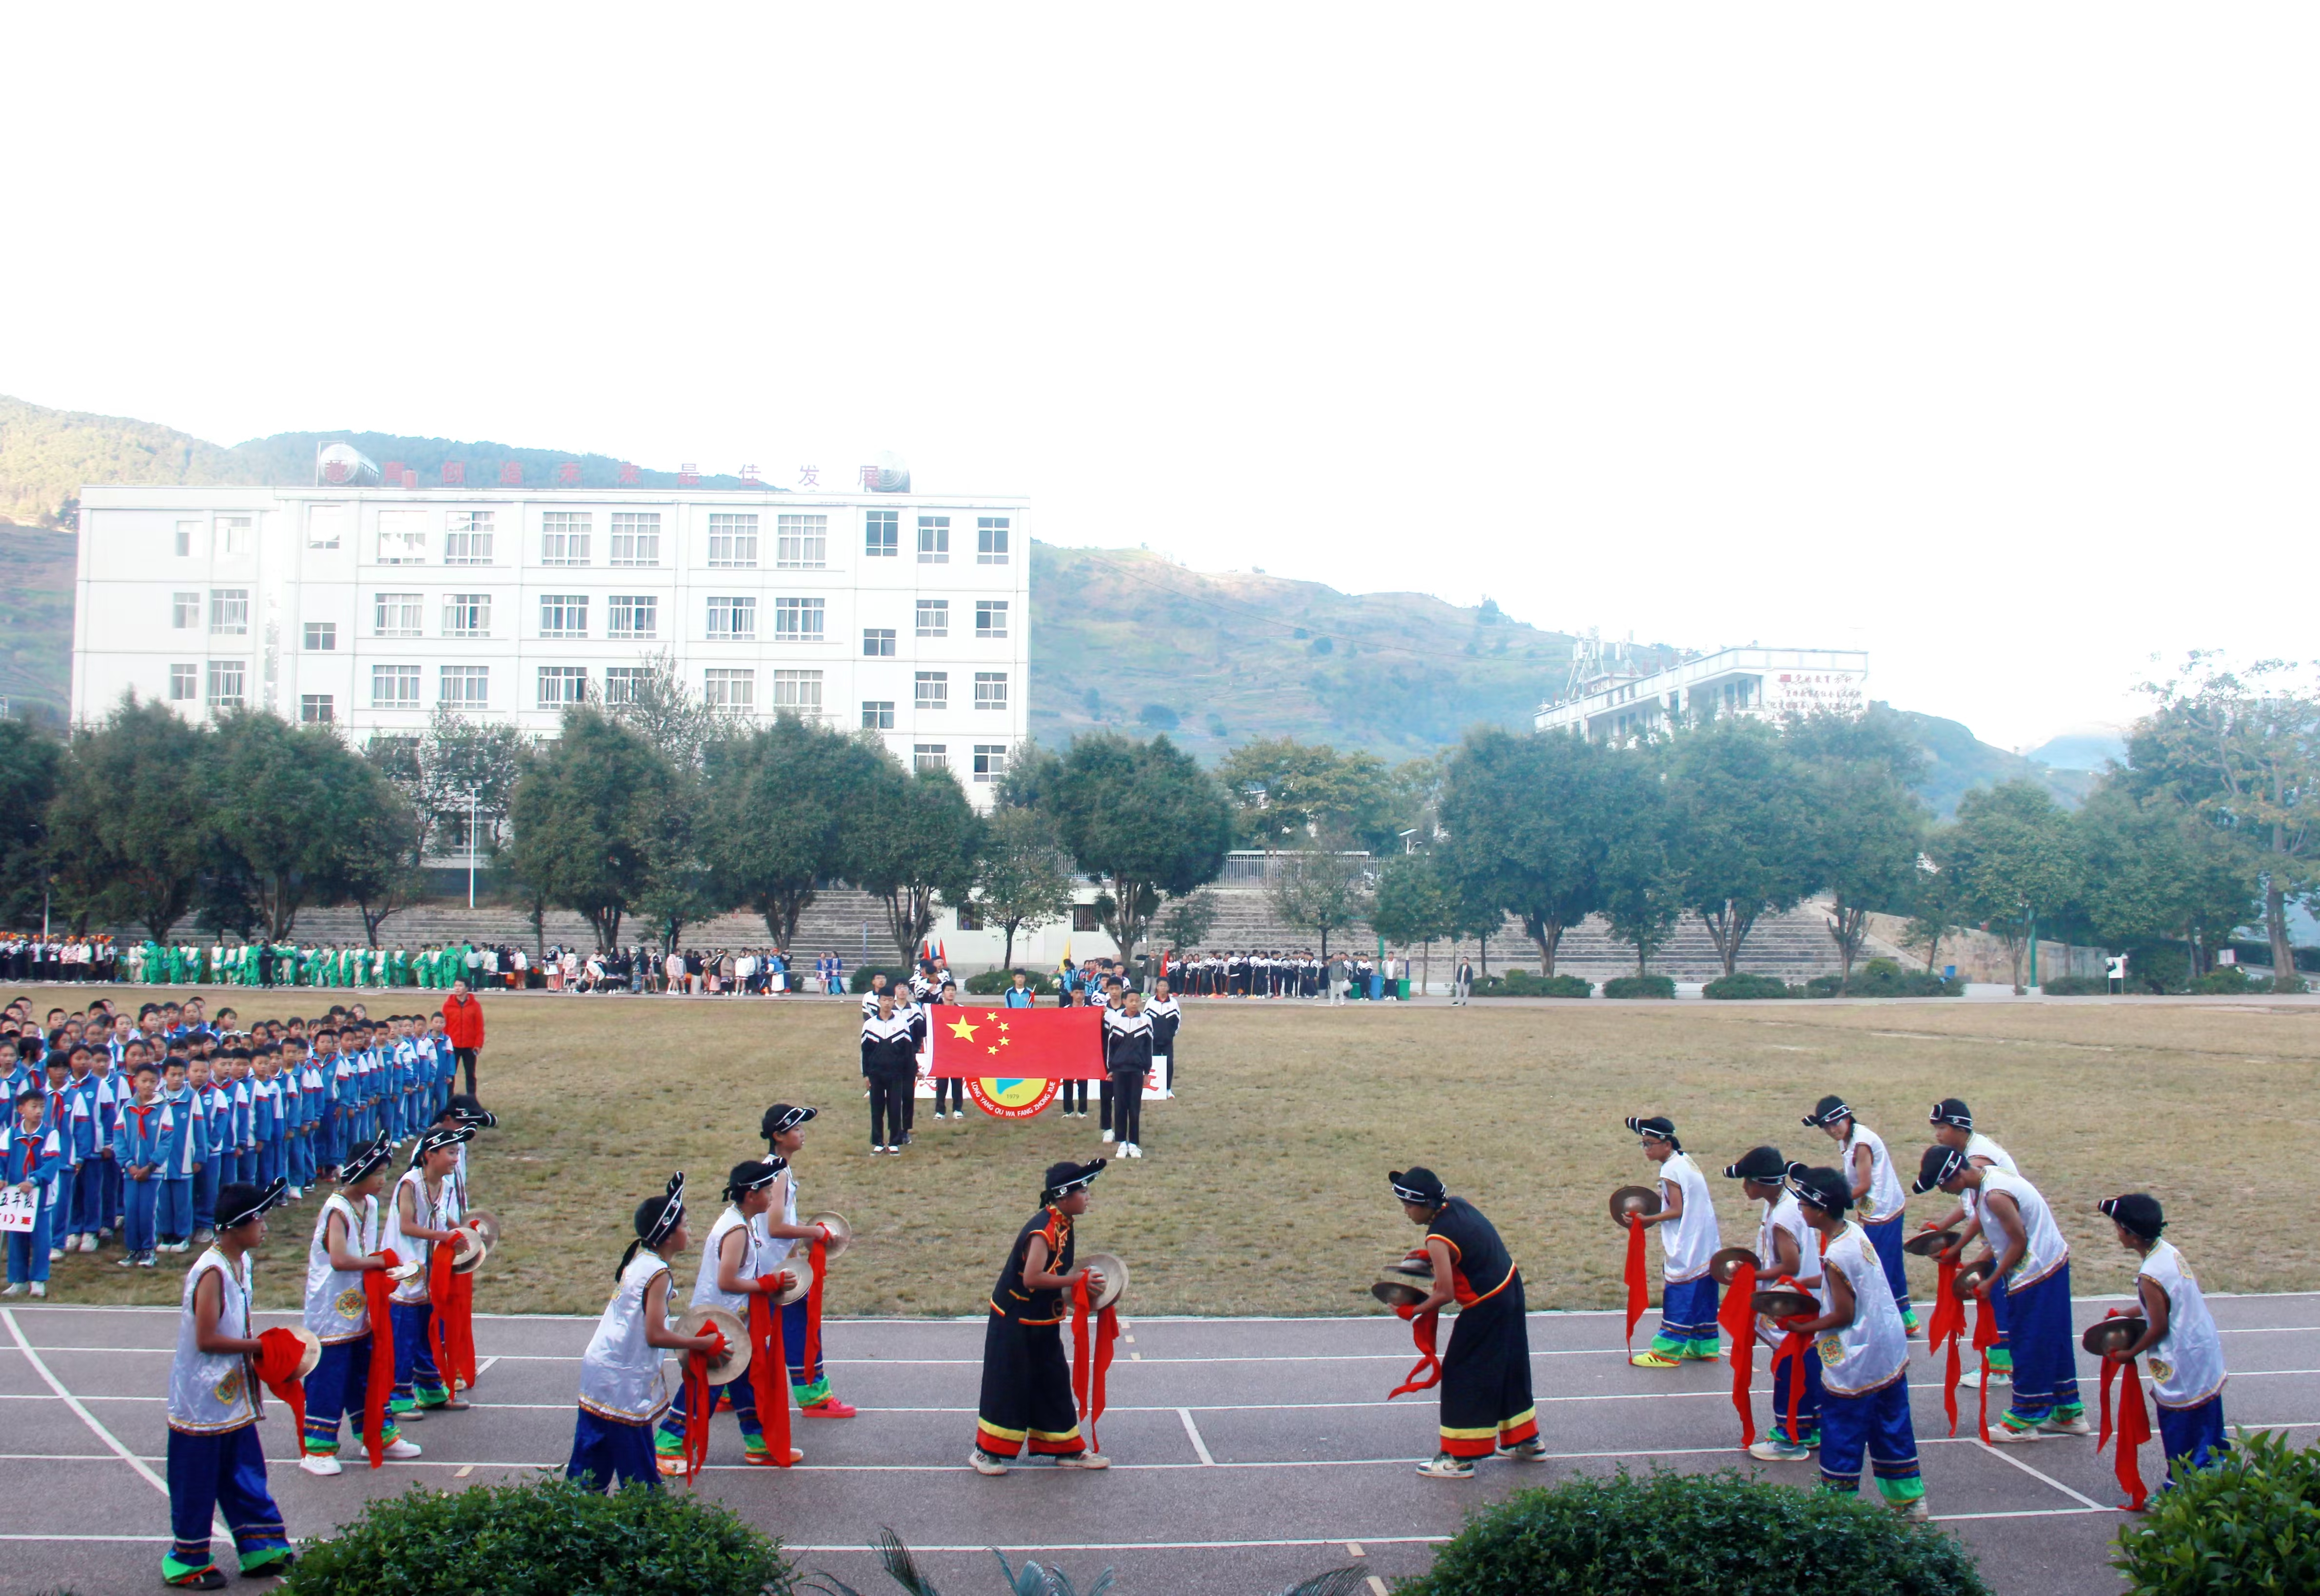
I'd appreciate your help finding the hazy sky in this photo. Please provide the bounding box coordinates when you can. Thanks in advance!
[8,8,2313,751]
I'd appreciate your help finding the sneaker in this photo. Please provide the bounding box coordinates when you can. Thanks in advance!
[2039,1415,2093,1437]
[1416,1453,1474,1479]
[1891,1497,1931,1523]
[799,1397,857,1418]
[1629,1351,1681,1368]
[60,1235,80,1254]
[164,1565,230,1590]
[1988,1423,2043,1445]
[384,1438,424,1459]
[1750,1438,1809,1462]
[137,1253,157,1268]
[1100,1130,1115,1144]
[0,1284,20,1298]
[1055,1451,1110,1469]
[657,1455,684,1477]
[745,1446,805,1466]
[970,1450,1010,1476]
[1958,1365,2010,1389]
[193,1229,214,1244]
[1125,1143,1142,1159]
[28,1282,44,1298]
[116,1253,137,1267]
[870,1146,885,1156]
[47,1248,64,1263]
[298,1453,343,1477]
[1496,1438,1548,1462]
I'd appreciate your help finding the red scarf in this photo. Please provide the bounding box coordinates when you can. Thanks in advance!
[1970,1278,2001,1444]
[748,1276,793,1467]
[801,1234,828,1389]
[680,1326,728,1484]
[1714,1258,1760,1448]
[360,1251,401,1469]
[1622,1216,1650,1349]
[250,1326,310,1443]
[1386,1303,1443,1399]
[1069,1275,1120,1452]
[427,1238,477,1398]
[2096,1313,2152,1510]
[1924,1256,1966,1435]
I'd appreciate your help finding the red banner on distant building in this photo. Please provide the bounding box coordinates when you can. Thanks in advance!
[925,1006,1102,1080]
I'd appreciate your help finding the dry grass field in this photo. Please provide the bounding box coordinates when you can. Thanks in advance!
[34,989,2320,1319]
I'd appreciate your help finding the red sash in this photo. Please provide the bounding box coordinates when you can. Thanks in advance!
[748,1275,793,1467]
[1714,1258,1760,1447]
[427,1240,477,1397]
[1622,1216,1649,1349]
[360,1251,401,1469]
[250,1326,310,1444]
[1068,1276,1120,1452]
[1924,1256,1966,1435]
[679,1326,727,1485]
[1970,1278,2000,1444]
[2096,1312,2152,1510]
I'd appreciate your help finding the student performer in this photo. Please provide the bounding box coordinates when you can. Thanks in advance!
[1921,1098,2019,1387]
[971,1159,1111,1475]
[1804,1095,1917,1334]
[1390,1166,1541,1479]
[2097,1192,2229,1478]
[656,1160,805,1470]
[758,1103,855,1418]
[1724,1145,1822,1461]
[1624,1115,1722,1366]
[298,1133,421,1475]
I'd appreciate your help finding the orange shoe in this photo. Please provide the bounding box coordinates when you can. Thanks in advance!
[799,1397,857,1418]
[745,1446,806,1466]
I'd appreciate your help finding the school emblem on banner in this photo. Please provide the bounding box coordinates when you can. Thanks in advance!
[966,1077,1061,1118]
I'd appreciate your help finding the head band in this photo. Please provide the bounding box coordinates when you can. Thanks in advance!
[1042,1160,1107,1202]
[1723,1145,1787,1182]
[410,1124,475,1167]
[1928,1100,1973,1130]
[2100,1194,2166,1241]
[340,1133,395,1185]
[1803,1097,1852,1128]
[217,1178,286,1231]
[724,1159,787,1199]
[1624,1115,1681,1152]
[647,1172,687,1247]
[1784,1162,1850,1213]
[762,1103,818,1141]
[1389,1167,1447,1207]
[1912,1144,1967,1194]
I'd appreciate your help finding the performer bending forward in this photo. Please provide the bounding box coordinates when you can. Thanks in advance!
[971,1160,1111,1475]
[1391,1166,1541,1479]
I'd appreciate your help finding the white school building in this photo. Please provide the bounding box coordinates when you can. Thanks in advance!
[68,483,1031,803]
[1534,645,1868,742]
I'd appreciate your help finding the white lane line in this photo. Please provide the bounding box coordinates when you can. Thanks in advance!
[0,1308,170,1496]
[1935,1507,2115,1522]
[473,1356,499,1378]
[1177,1407,1217,1465]
[1972,1439,2110,1510]
[787,1537,1455,1552]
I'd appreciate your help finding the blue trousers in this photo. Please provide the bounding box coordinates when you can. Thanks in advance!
[389,1299,443,1406]
[256,1139,279,1186]
[302,1336,399,1456]
[103,1157,122,1230]
[1651,1274,1722,1354]
[71,1160,105,1238]
[157,1178,192,1242]
[194,1158,221,1230]
[1818,1372,1922,1503]
[1770,1339,1824,1444]
[567,1408,659,1493]
[1862,1214,1914,1320]
[6,1207,52,1283]
[2157,1393,2229,1478]
[659,1373,766,1451]
[2000,1264,2083,1428]
[165,1424,290,1580]
[124,1174,158,1254]
[785,1292,830,1399]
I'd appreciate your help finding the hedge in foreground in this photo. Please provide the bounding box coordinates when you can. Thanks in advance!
[1396,1469,1988,1596]
[1703,973,1798,1000]
[276,1476,794,1596]
[1602,974,1677,1000]
[1803,959,1963,998]
[2112,1427,2320,1596]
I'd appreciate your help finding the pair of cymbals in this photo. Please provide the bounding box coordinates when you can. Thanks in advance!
[464,1210,503,1250]
[806,1212,852,1259]
[1081,1251,1127,1312]
[2081,1315,2148,1357]
[1903,1229,1961,1259]
[1951,1259,1999,1299]
[1707,1247,1759,1287]
[675,1305,751,1384]
[1608,1186,1663,1226]
[449,1226,489,1276]
[768,1255,815,1307]
[1371,1251,1435,1308]
[283,1326,323,1381]
[1752,1287,1817,1320]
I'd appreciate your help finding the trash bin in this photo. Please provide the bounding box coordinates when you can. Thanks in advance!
[1396,977,1411,1001]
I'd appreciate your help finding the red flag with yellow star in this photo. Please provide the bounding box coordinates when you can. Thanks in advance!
[924,1005,1104,1079]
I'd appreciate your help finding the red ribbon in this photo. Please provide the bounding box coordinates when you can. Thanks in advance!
[748,1275,793,1467]
[1925,1256,1966,1436]
[251,1326,310,1444]
[801,1235,828,1394]
[1386,1305,1443,1399]
[1715,1259,1760,1448]
[680,1326,728,1485]
[427,1237,477,1399]
[1068,1276,1120,1452]
[1970,1277,2000,1444]
[1769,1318,1813,1443]
[360,1250,401,1469]
[1622,1215,1649,1349]
[2096,1313,2152,1510]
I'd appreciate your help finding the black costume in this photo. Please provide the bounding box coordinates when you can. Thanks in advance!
[1406,1182,1537,1460]
[975,1191,1091,1460]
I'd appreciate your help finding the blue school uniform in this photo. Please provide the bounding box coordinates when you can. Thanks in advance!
[42,1084,77,1239]
[251,1077,280,1186]
[0,1117,61,1283]
[155,1085,204,1244]
[93,1072,127,1232]
[65,1075,105,1241]
[117,1098,166,1255]
[197,1083,231,1231]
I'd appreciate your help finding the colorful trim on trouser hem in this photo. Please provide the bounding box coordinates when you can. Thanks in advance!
[1998,1262,2082,1429]
[1652,1275,1722,1356]
[1440,1407,1539,1459]
[975,1420,1082,1458]
[1816,1375,1920,1504]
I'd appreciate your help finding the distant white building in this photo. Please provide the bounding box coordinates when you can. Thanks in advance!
[1535,646,1868,742]
[70,483,1030,805]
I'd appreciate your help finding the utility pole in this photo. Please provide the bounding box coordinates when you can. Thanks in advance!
[468,792,478,910]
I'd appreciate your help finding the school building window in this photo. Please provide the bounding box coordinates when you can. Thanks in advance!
[372,665,420,707]
[864,509,899,557]
[168,664,198,701]
[861,700,895,729]
[975,599,1008,638]
[708,512,759,568]
[206,661,246,709]
[209,589,249,635]
[300,694,334,724]
[305,507,342,550]
[609,512,660,566]
[538,666,589,708]
[974,671,1008,710]
[218,515,253,556]
[917,516,949,563]
[603,667,646,705]
[439,665,490,709]
[774,596,825,640]
[1071,904,1101,932]
[772,669,823,714]
[777,513,827,569]
[539,594,588,637]
[374,592,422,638]
[443,593,492,637]
[541,511,591,565]
[175,520,198,556]
[303,622,336,651]
[955,904,984,930]
[445,510,495,564]
[912,743,948,773]
[375,510,427,564]
[171,591,200,629]
[863,627,896,657]
[914,671,947,710]
[607,595,657,639]
[973,744,1008,783]
[977,516,1010,565]
[704,668,755,714]
[707,596,756,639]
[915,599,949,638]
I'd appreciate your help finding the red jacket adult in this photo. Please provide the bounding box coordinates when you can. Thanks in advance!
[441,993,486,1050]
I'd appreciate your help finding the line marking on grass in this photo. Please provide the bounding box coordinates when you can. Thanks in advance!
[1971,1439,2110,1510]
[1177,1408,1216,1465]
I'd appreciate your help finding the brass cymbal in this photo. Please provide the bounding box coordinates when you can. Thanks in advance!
[1903,1229,1961,1258]
[674,1304,751,1384]
[806,1211,852,1259]
[463,1209,503,1250]
[1952,1258,1998,1299]
[1752,1288,1817,1321]
[771,1254,814,1306]
[2082,1315,2147,1358]
[1608,1185,1663,1226]
[1080,1252,1128,1312]
[1708,1247,1759,1287]
[448,1226,489,1276]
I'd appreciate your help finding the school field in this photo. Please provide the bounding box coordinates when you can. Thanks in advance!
[34,988,2320,1318]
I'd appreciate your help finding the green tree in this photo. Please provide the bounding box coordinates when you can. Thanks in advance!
[0,719,62,926]
[1265,847,1372,956]
[702,717,882,949]
[1046,733,1234,965]
[993,738,1065,812]
[1436,728,1612,976]
[1368,848,1457,991]
[843,761,983,965]
[1218,737,1404,852]
[1789,710,1932,988]
[203,712,408,940]
[337,775,424,946]
[1947,780,2080,990]
[1152,888,1221,953]
[2074,783,2254,974]
[502,708,674,949]
[971,805,1076,968]
[44,696,214,939]
[1664,719,1818,977]
[367,704,526,865]
[1597,754,1681,977]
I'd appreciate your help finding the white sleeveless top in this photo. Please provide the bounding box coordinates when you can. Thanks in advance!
[384,1168,447,1304]
[169,1248,258,1434]
[2139,1240,2227,1409]
[305,1193,380,1344]
[690,1204,767,1314]
[1813,1221,1909,1396]
[1654,1152,1720,1284]
[1843,1124,1907,1222]
[1979,1167,2068,1290]
[762,1171,802,1267]
[1754,1190,1817,1282]
[1959,1132,2018,1221]
[578,1252,674,1424]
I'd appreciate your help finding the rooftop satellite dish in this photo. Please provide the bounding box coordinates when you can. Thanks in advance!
[867,450,910,493]
[316,442,381,487]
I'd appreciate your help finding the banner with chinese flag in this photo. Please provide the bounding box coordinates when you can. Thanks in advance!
[926,1005,1104,1080]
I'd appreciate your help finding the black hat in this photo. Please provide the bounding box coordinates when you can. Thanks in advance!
[1803,1095,1852,1128]
[643,1172,687,1246]
[340,1132,396,1185]
[410,1124,475,1167]
[1042,1159,1107,1202]
[723,1158,787,1200]
[445,1094,497,1129]
[1389,1167,1447,1207]
[1785,1162,1852,1214]
[216,1178,286,1231]
[2100,1193,2165,1241]
[1913,1144,1967,1194]
[1723,1145,1787,1182]
[1929,1099,1973,1130]
[761,1103,818,1143]
[1625,1115,1681,1152]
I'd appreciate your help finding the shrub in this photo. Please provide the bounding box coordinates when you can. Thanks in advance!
[1703,973,1798,1000]
[2190,965,2256,995]
[1804,960,1963,999]
[1396,1469,1988,1596]
[1475,969,1593,998]
[849,965,914,994]
[2125,943,2191,993]
[964,968,1054,995]
[1602,974,1677,1000]
[277,1475,794,1596]
[2112,1427,2320,1596]
[2038,975,2111,996]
